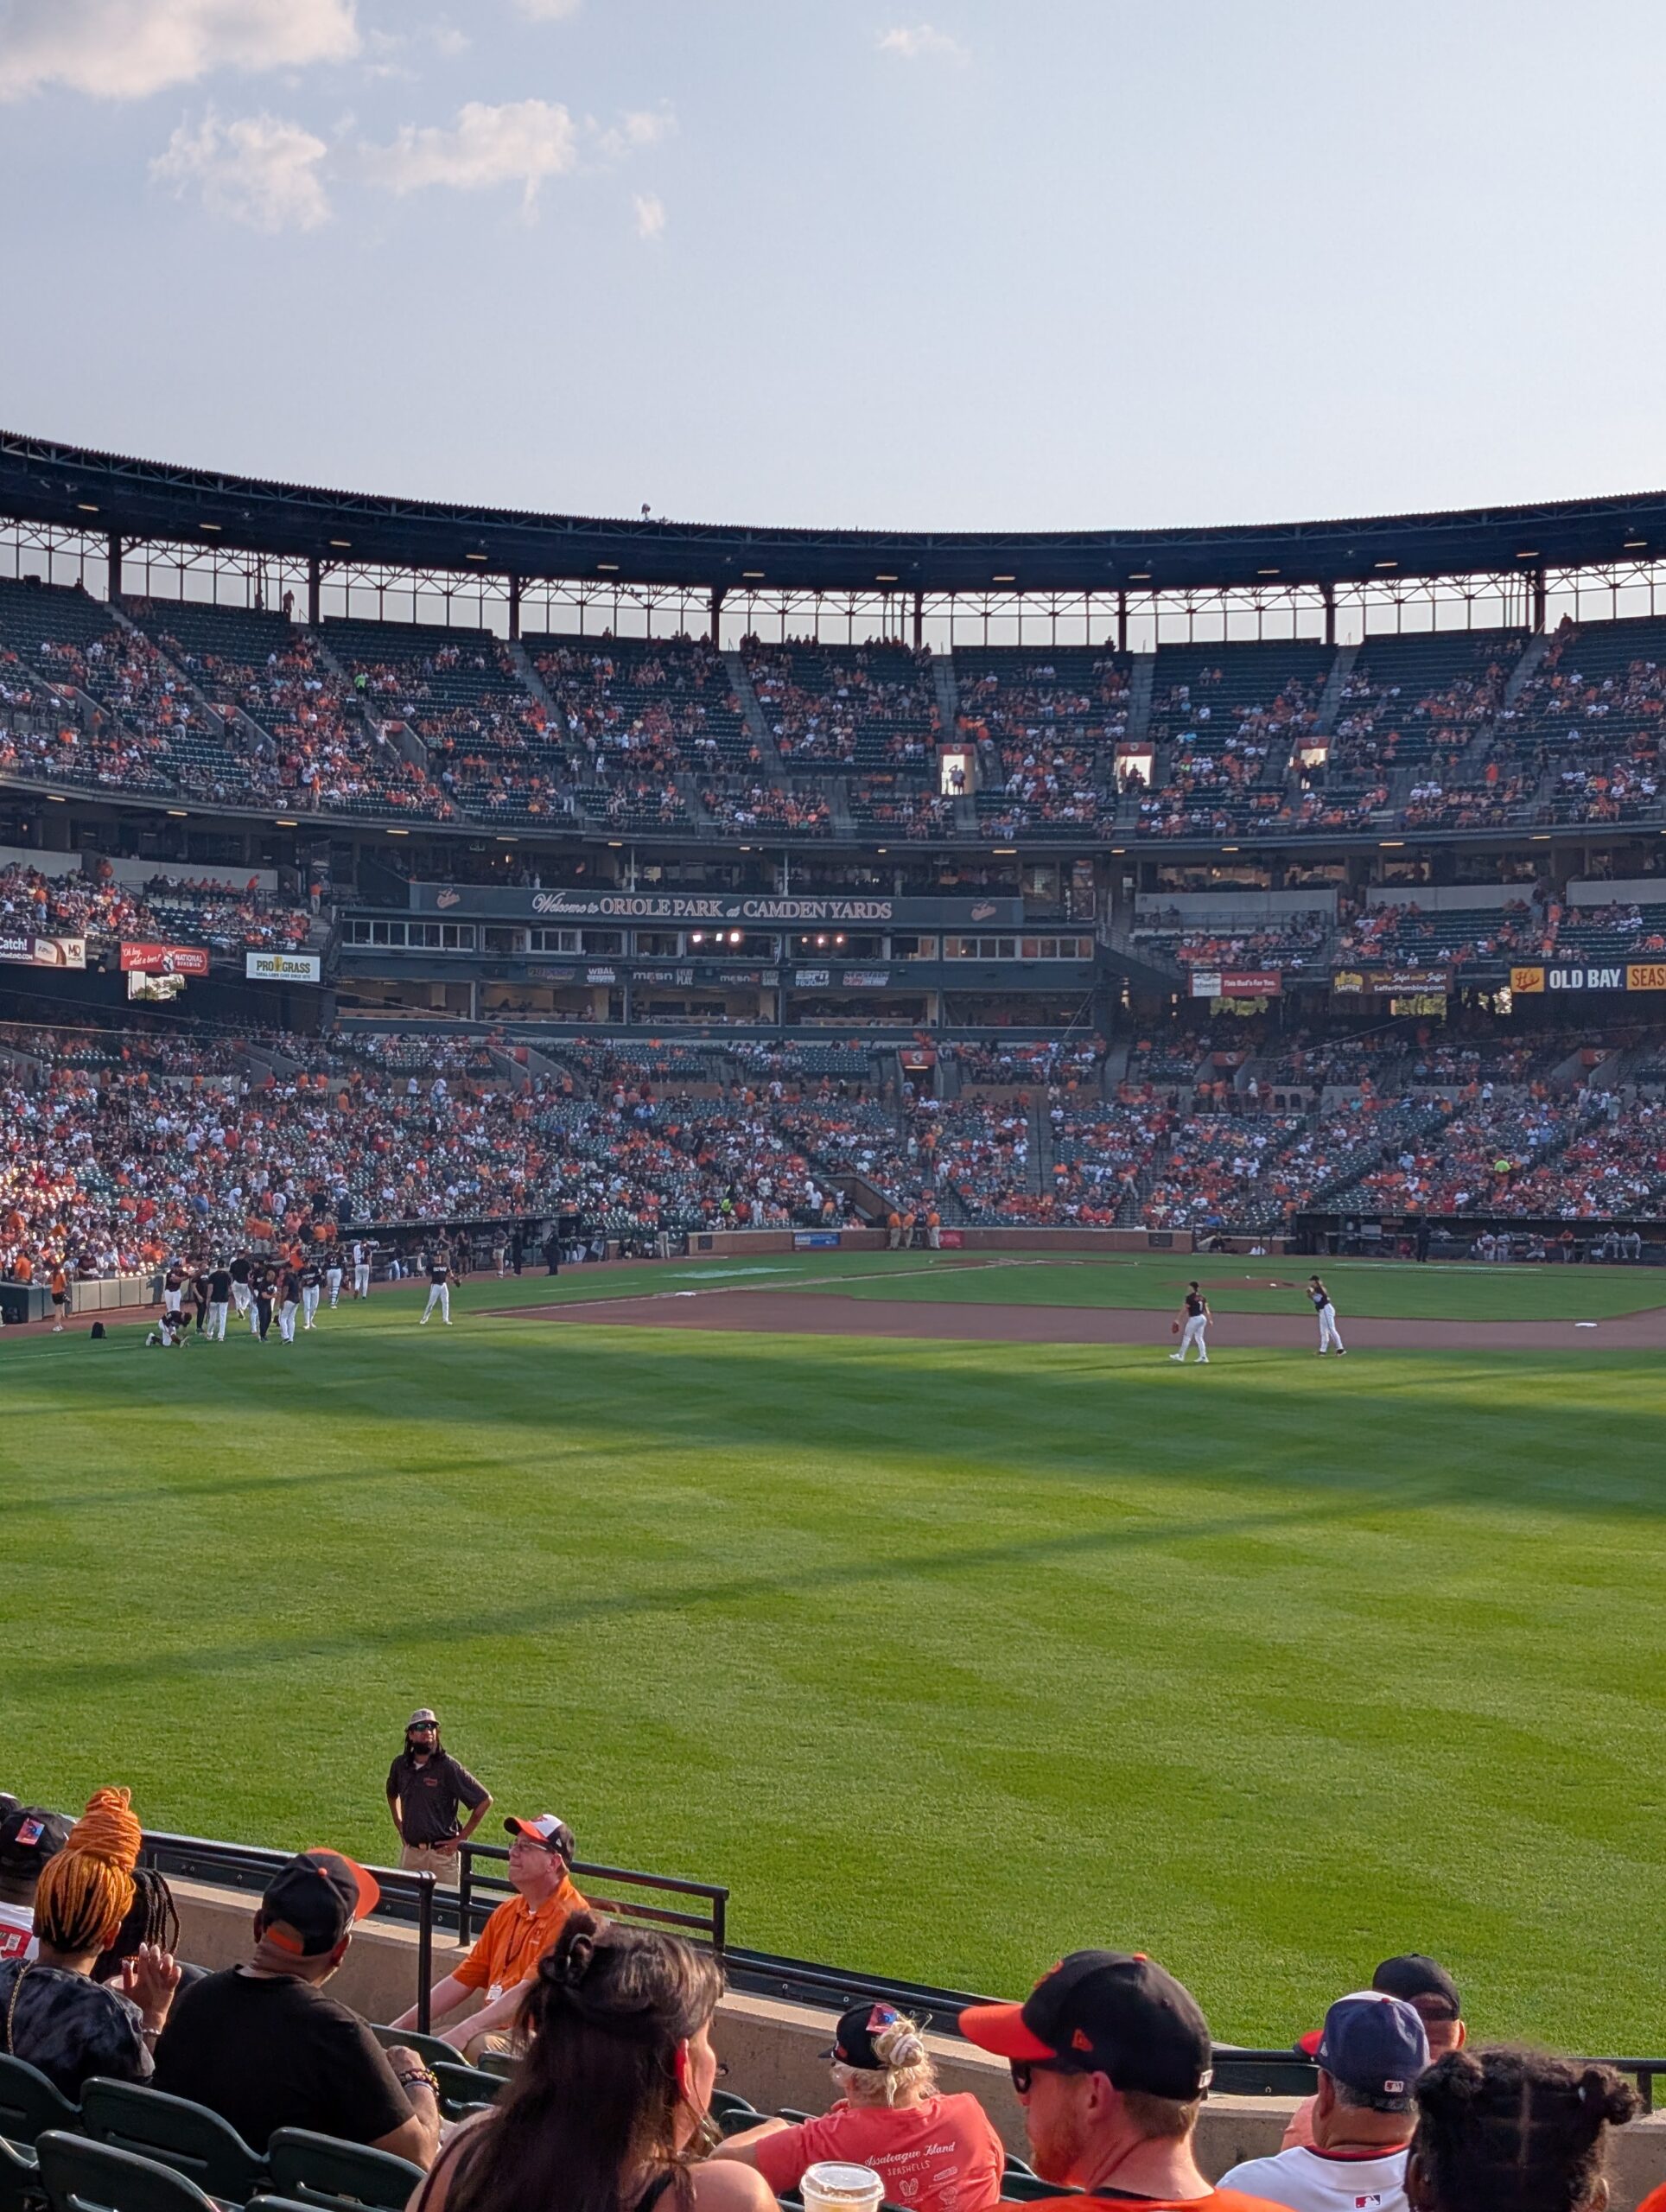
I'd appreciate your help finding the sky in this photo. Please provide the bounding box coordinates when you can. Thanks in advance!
[4,0,1666,535]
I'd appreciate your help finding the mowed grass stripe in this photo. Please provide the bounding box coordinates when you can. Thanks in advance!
[3,1287,1664,2050]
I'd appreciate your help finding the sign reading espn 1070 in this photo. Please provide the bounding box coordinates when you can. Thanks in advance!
[1510,961,1666,994]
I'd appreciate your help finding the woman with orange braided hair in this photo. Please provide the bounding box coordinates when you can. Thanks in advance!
[0,1787,180,2099]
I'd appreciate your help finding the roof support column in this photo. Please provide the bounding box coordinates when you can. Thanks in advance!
[709,585,726,649]
[307,556,321,628]
[508,574,522,641]
[1116,589,1129,655]
[1531,567,1548,632]
[912,589,924,650]
[107,533,123,601]
[1322,581,1336,648]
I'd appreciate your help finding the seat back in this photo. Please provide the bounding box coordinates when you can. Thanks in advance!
[79,2079,267,2202]
[1208,2056,1318,2097]
[0,2136,41,2212]
[266,2129,425,2212]
[429,2063,499,2120]
[35,2133,219,2212]
[1000,2175,1076,2202]
[366,2029,455,2073]
[0,2058,78,2147]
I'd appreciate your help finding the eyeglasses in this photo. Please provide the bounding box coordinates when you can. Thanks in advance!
[1009,2057,1092,2095]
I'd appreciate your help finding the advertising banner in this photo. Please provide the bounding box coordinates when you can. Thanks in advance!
[412,885,1026,928]
[1219,969,1283,997]
[792,1230,843,1249]
[128,970,187,1001]
[120,942,211,977]
[1510,962,1666,995]
[1334,965,1448,995]
[794,969,831,988]
[842,969,893,989]
[0,932,86,969]
[245,950,321,983]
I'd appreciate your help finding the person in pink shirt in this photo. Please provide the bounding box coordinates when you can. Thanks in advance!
[714,2001,1004,2212]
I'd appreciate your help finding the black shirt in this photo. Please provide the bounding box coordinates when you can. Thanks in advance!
[387,1750,490,1845]
[301,1264,321,1288]
[153,1968,413,2149]
[0,1960,149,2099]
[209,1269,232,1300]
[230,1257,251,1283]
[429,1261,449,1284]
[1309,1284,1328,1311]
[1184,1291,1205,1318]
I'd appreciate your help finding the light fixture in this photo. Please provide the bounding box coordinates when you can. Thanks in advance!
[1531,833,1551,841]
[875,574,898,584]
[992,846,1016,855]
[992,575,1016,585]
[1516,550,1540,561]
[1373,558,1398,570]
[46,792,65,803]
[167,808,188,817]
[742,570,765,581]
[1625,537,1649,550]
[276,817,298,828]
[1129,572,1151,583]
[1222,844,1238,853]
[1256,569,1280,578]
[465,552,486,563]
[607,840,623,848]
[329,539,351,550]
[388,827,409,836]
[597,562,619,573]
[1380,839,1404,849]
[76,503,99,514]
[200,522,221,533]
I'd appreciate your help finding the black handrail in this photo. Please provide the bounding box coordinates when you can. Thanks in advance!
[457,1842,728,1956]
[138,1828,438,2031]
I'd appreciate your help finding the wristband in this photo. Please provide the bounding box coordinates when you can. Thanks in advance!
[397,2067,442,2095]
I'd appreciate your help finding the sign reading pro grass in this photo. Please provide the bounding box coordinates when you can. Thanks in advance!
[245,950,322,982]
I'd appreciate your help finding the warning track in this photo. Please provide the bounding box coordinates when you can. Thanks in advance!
[491,1287,1666,1351]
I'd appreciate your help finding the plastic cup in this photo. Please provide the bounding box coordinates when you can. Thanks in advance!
[800,2164,886,2212]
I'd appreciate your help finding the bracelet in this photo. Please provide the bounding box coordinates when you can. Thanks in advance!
[397,2067,442,2095]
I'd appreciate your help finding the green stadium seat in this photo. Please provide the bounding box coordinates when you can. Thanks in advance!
[430,2063,499,2120]
[1208,2057,1317,2097]
[470,2053,516,2081]
[35,2133,218,2212]
[0,2061,78,2148]
[776,2109,812,2125]
[1000,2175,1073,2202]
[78,2081,267,2204]
[715,2108,767,2140]
[265,2130,424,2212]
[0,2137,40,2212]
[709,2090,756,2120]
[366,2029,455,2072]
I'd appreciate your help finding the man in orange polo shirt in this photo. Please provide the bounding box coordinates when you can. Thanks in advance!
[391,1814,587,2056]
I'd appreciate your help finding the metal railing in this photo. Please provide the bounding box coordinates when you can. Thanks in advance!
[139,1827,440,2031]
[457,1841,728,1956]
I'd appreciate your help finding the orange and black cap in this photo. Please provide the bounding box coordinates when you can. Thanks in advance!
[961,1950,1214,2101]
[260,1848,381,1956]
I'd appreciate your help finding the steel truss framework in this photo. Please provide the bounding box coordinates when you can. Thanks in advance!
[9,512,1666,654]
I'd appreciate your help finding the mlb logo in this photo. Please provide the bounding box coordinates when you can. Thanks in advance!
[1352,2196,1383,2209]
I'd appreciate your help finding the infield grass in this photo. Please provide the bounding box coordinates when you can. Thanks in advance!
[3,1252,1664,2053]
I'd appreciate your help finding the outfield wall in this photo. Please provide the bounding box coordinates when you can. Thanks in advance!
[159,1878,1666,2206]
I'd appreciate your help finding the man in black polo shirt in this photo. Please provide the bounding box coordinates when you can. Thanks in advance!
[207,1261,232,1343]
[154,1848,439,2167]
[386,1709,492,1888]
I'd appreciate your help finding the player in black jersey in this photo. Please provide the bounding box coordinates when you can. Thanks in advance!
[207,1261,232,1341]
[1307,1274,1346,1355]
[300,1257,322,1332]
[189,1263,211,1333]
[420,1245,453,1326]
[1169,1281,1211,1365]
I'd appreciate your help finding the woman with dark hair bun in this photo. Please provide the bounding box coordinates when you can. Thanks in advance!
[410,1914,777,2212]
[1408,2045,1639,2212]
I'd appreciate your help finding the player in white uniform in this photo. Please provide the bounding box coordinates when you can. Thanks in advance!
[420,1246,453,1325]
[1308,1274,1346,1355]
[353,1238,372,1298]
[1170,1281,1211,1363]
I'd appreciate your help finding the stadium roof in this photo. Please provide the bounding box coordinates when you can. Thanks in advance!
[5,428,1666,598]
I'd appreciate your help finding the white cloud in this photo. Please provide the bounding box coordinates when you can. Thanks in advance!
[595,105,675,160]
[359,97,578,211]
[633,190,664,241]
[149,106,331,229]
[0,0,359,102]
[877,22,968,63]
[515,0,581,16]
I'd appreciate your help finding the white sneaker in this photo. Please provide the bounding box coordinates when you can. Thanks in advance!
[1169,1352,1182,1362]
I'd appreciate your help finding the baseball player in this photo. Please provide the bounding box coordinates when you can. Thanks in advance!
[325,1247,344,1307]
[353,1236,372,1298]
[420,1243,453,1326]
[1170,1281,1211,1364]
[1308,1274,1346,1355]
[300,1255,322,1331]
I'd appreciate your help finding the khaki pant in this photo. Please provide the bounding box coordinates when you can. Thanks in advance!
[399,1841,461,1887]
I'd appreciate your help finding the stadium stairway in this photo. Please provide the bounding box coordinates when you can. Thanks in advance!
[930,648,960,737]
[722,650,790,780]
[1312,642,1358,735]
[109,601,269,769]
[507,639,570,738]
[824,774,858,838]
[1123,651,1157,749]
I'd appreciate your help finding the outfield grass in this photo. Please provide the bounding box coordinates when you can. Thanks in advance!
[3,1261,1665,2053]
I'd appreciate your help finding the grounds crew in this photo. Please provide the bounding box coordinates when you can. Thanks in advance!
[385,1710,492,1886]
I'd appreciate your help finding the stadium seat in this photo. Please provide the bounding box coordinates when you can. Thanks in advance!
[0,2060,78,2147]
[264,2130,425,2212]
[0,2137,40,2212]
[715,2107,768,2139]
[78,2081,266,2204]
[1208,2055,1318,2097]
[1000,2177,1075,2202]
[34,2133,218,2212]
[709,2090,758,2120]
[365,2027,455,2073]
[430,2062,501,2119]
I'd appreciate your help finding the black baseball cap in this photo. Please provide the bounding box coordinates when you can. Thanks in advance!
[961,1951,1214,2101]
[259,1848,381,1957]
[0,1806,72,1880]
[1373,1955,1461,2020]
[823,2002,914,2069]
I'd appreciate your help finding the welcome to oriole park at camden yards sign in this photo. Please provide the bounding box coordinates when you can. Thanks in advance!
[1510,961,1666,993]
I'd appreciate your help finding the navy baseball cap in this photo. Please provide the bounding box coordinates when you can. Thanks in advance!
[1313,1993,1429,2107]
[823,2002,917,2069]
[0,1806,72,1881]
[961,1951,1214,2101]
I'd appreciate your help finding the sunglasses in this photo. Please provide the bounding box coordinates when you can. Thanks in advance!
[1009,2057,1094,2095]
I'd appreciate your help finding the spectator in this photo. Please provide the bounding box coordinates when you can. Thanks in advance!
[0,1802,71,1963]
[153,1847,440,2166]
[386,1708,493,1889]
[93,1866,204,1993]
[958,1949,1276,2209]
[715,1999,1003,2212]
[410,1913,774,2212]
[1283,1956,1465,2151]
[393,1812,588,2056]
[1407,2046,1637,2212]
[0,1787,179,2098]
[1219,1993,1428,2210]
